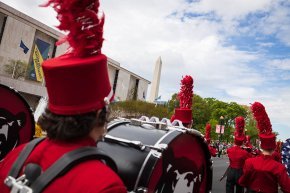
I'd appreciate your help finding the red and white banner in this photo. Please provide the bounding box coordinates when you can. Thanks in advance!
[216,125,225,134]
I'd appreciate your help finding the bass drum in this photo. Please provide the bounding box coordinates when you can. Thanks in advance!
[0,84,35,160]
[98,120,212,193]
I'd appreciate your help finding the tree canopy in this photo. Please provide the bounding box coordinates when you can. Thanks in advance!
[168,93,260,144]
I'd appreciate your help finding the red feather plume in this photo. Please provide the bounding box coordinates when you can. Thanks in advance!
[235,116,245,137]
[251,102,272,135]
[178,75,194,109]
[41,0,104,57]
[205,123,211,140]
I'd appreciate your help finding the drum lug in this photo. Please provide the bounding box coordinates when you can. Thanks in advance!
[149,143,168,154]
[136,187,148,193]
[157,143,168,151]
[130,117,169,131]
[152,151,162,158]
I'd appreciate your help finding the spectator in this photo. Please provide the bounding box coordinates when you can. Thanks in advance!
[204,123,217,157]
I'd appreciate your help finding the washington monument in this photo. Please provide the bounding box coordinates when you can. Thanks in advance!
[149,56,162,102]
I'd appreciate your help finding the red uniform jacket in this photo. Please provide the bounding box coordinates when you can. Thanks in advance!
[227,145,250,169]
[239,154,290,193]
[0,137,127,193]
[272,150,282,163]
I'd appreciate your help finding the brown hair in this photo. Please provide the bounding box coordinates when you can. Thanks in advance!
[38,107,108,142]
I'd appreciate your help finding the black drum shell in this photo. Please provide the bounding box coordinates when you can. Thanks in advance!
[98,120,212,193]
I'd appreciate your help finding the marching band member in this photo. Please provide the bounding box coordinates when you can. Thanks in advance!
[244,135,261,157]
[205,123,217,157]
[0,0,127,192]
[226,116,251,193]
[239,102,290,193]
[244,135,253,153]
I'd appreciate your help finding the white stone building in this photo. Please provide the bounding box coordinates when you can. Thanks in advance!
[0,2,150,109]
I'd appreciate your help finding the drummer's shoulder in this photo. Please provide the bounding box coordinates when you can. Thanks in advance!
[74,160,126,190]
[82,172,127,193]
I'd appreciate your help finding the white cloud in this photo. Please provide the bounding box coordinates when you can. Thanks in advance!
[247,1,290,46]
[268,59,290,70]
[186,0,273,20]
[257,42,274,48]
[281,74,290,81]
[226,87,256,99]
[259,89,290,139]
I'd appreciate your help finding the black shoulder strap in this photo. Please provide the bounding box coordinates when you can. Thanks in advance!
[8,137,45,178]
[30,146,117,193]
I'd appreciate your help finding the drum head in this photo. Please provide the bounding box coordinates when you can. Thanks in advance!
[0,84,35,160]
[148,133,211,193]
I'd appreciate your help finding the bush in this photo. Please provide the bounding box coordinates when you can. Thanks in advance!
[4,59,28,79]
[110,100,170,120]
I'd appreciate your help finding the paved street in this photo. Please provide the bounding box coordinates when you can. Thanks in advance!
[212,156,228,193]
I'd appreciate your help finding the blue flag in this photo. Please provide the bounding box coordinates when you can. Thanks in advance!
[20,40,29,54]
[282,138,290,176]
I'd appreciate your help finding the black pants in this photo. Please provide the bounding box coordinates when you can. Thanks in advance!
[226,167,244,193]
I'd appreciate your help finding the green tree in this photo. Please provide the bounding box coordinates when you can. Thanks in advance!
[167,93,178,115]
[110,100,170,119]
[226,102,248,126]
[4,59,28,79]
[192,95,211,131]
[245,107,259,145]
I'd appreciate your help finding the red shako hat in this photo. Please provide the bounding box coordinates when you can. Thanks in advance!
[171,75,194,124]
[205,123,211,144]
[234,116,246,146]
[41,0,113,115]
[251,102,276,150]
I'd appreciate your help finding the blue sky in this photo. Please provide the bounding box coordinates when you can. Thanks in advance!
[1,0,290,141]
